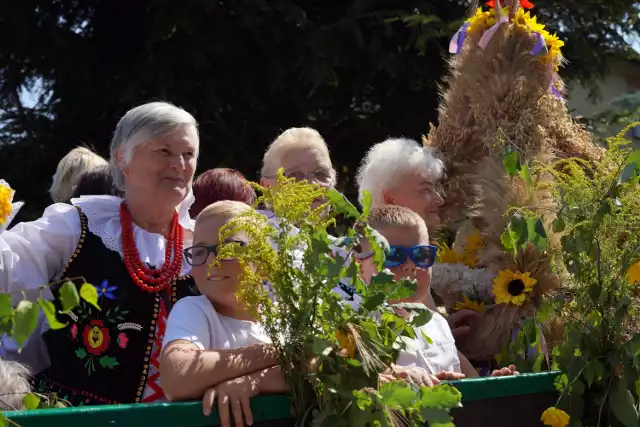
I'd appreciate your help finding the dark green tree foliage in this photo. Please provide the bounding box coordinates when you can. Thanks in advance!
[0,0,638,219]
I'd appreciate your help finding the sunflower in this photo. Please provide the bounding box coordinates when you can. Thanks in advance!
[466,8,495,36]
[626,260,640,285]
[542,32,564,63]
[514,9,546,34]
[492,269,537,306]
[540,407,569,427]
[0,184,13,226]
[455,295,486,313]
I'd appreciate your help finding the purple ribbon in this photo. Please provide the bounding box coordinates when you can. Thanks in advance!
[478,12,509,50]
[449,21,470,54]
[549,74,563,100]
[530,32,548,57]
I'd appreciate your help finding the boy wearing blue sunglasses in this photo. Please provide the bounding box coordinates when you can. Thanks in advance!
[356,206,517,383]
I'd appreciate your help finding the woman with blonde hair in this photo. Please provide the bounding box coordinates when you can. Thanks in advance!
[50,146,108,203]
[0,101,199,405]
[260,127,336,196]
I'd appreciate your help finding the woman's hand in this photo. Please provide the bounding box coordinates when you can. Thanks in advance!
[434,371,466,381]
[202,375,258,427]
[447,309,481,340]
[491,364,519,377]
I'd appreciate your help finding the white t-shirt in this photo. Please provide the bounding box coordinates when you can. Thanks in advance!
[396,311,461,374]
[163,296,270,350]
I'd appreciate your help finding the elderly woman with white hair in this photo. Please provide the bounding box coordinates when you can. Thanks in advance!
[356,138,445,228]
[356,137,481,340]
[0,101,199,405]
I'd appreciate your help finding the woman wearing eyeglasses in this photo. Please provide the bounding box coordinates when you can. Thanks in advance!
[259,127,336,207]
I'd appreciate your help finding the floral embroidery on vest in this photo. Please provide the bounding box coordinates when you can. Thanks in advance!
[69,279,143,375]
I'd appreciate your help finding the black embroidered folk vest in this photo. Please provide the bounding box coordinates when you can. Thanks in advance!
[35,208,196,405]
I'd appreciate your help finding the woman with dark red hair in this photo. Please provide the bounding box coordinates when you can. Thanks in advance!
[189,168,256,217]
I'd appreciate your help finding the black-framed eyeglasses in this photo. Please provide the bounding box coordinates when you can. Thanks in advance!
[183,241,246,266]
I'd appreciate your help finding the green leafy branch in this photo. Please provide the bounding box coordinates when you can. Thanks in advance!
[216,170,462,426]
[0,277,100,349]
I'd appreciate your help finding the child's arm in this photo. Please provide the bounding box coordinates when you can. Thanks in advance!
[161,340,279,401]
[458,351,479,378]
[159,298,279,401]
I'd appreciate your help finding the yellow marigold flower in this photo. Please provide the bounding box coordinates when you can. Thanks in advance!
[460,252,478,268]
[492,269,537,306]
[541,407,569,427]
[626,260,640,285]
[437,245,462,264]
[454,295,485,313]
[0,184,13,226]
[336,330,357,359]
[464,231,484,253]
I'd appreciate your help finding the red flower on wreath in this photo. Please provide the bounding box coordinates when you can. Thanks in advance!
[83,320,111,356]
[485,0,534,8]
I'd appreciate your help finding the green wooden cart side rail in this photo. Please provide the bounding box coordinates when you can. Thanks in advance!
[5,372,559,427]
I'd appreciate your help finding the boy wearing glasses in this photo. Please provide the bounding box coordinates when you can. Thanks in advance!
[356,206,517,381]
[160,201,287,426]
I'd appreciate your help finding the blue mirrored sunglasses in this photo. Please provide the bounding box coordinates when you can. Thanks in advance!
[384,245,438,269]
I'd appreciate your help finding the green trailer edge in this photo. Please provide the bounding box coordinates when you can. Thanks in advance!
[5,371,559,426]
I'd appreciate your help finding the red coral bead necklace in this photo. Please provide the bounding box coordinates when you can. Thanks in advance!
[120,202,183,293]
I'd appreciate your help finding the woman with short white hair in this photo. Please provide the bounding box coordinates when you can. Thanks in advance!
[356,138,483,340]
[356,138,445,228]
[0,101,199,405]
[50,146,108,203]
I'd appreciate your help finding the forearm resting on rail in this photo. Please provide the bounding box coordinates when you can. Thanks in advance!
[160,340,278,400]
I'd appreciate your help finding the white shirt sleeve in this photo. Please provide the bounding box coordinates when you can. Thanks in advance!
[0,203,81,303]
[163,297,212,350]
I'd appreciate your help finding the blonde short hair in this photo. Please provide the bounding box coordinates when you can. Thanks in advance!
[196,200,252,226]
[368,205,426,231]
[260,127,336,184]
[50,147,108,203]
[0,360,32,410]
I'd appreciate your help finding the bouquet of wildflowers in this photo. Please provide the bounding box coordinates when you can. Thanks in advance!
[215,170,462,426]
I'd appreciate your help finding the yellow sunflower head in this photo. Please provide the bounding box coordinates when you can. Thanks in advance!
[454,295,485,313]
[626,260,640,285]
[492,269,537,306]
[466,8,496,36]
[543,32,564,64]
[540,407,569,427]
[514,9,546,34]
[0,184,13,226]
